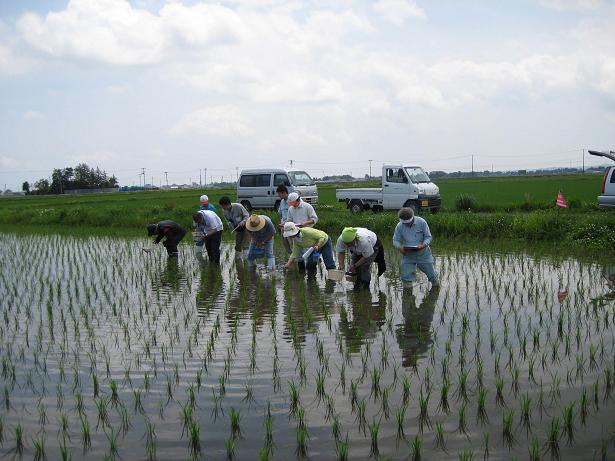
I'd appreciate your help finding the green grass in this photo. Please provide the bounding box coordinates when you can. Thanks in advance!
[0,174,613,248]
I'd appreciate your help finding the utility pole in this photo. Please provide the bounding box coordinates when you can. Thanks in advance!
[164,171,168,187]
[471,155,474,176]
[290,160,293,168]
[199,169,202,187]
[151,176,153,188]
[141,168,146,189]
[235,167,239,183]
[368,160,372,178]
[582,149,585,174]
[204,168,207,186]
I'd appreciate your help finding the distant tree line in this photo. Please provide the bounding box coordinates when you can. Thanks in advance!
[25,163,118,195]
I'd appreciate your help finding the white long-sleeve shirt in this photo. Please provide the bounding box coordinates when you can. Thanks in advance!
[288,201,318,227]
[336,228,377,258]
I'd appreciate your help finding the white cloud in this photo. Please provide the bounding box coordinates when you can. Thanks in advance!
[373,0,426,24]
[170,106,252,138]
[0,156,20,169]
[538,0,603,11]
[23,110,46,120]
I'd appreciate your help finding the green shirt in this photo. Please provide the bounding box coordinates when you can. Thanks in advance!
[292,227,329,259]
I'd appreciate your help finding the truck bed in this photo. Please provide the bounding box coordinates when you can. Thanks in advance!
[336,188,382,200]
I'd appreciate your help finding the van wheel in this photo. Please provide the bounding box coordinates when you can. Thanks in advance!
[430,207,440,215]
[403,200,417,213]
[274,200,281,212]
[349,200,364,214]
[241,200,253,212]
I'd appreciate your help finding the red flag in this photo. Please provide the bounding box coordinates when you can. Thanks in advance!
[556,191,568,208]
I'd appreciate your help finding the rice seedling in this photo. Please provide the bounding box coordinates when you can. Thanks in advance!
[32,434,47,461]
[457,402,469,435]
[230,408,242,439]
[410,434,422,461]
[458,449,474,460]
[356,398,367,435]
[418,389,432,433]
[296,425,309,460]
[336,433,349,461]
[434,422,447,452]
[529,435,541,461]
[544,416,561,460]
[562,402,575,445]
[225,437,235,460]
[502,410,515,449]
[188,420,201,458]
[368,417,381,458]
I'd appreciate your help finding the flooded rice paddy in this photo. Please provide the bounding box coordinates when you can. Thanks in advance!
[0,233,614,460]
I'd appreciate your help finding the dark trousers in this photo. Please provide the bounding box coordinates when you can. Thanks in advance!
[351,238,386,287]
[205,231,222,264]
[163,228,186,256]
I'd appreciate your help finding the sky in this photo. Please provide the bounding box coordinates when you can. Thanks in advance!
[1,0,614,189]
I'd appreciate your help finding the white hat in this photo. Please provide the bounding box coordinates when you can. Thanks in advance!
[288,192,300,203]
[283,222,301,238]
[199,195,209,203]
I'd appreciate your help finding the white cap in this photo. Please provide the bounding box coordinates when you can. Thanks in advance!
[282,222,301,238]
[288,192,299,202]
[199,195,209,203]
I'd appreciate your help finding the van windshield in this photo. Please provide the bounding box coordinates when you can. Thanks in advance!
[288,171,314,186]
[404,167,431,183]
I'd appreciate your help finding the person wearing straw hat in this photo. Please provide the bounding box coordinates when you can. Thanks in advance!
[192,210,224,264]
[218,196,250,258]
[276,185,292,254]
[146,221,187,257]
[282,222,336,271]
[336,227,386,289]
[198,195,217,212]
[245,214,276,271]
[393,207,439,287]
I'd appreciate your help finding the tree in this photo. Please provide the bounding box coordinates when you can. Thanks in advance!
[33,179,50,194]
[22,181,30,194]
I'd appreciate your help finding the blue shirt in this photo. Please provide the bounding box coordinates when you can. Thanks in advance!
[199,203,217,212]
[393,216,433,249]
[249,216,276,243]
[278,198,289,222]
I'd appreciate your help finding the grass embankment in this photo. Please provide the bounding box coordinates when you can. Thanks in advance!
[1,174,613,248]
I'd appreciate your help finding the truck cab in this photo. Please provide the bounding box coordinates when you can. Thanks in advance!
[382,165,440,211]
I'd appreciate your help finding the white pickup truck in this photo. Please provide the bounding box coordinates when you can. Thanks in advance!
[589,150,615,208]
[336,165,441,214]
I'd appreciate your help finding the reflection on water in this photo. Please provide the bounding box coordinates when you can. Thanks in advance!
[0,234,614,461]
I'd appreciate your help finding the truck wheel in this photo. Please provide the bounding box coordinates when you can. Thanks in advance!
[349,200,364,214]
[403,200,417,213]
[372,205,383,214]
[430,207,440,215]
[240,200,253,212]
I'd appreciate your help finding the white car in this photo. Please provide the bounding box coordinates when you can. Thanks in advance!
[589,150,615,208]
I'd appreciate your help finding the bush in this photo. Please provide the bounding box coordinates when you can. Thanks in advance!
[455,194,478,211]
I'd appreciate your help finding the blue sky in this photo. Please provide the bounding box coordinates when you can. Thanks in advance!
[1,0,614,189]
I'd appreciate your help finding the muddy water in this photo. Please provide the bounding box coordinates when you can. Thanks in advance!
[0,233,614,460]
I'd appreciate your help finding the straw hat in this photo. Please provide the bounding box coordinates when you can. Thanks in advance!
[246,214,266,231]
[282,222,300,238]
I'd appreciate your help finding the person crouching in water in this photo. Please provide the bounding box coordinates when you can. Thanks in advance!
[146,221,187,257]
[282,222,336,272]
[245,214,276,271]
[336,227,386,289]
[393,207,439,287]
[192,210,224,264]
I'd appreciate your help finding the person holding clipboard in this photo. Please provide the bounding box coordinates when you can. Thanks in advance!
[393,207,439,287]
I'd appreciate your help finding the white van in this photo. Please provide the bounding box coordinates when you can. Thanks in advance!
[237,168,318,211]
[589,150,615,208]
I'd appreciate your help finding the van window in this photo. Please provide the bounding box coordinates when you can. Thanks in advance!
[240,174,271,187]
[273,174,290,186]
[288,171,314,186]
[611,168,615,183]
[386,168,408,184]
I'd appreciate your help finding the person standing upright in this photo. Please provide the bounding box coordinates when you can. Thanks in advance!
[199,195,217,212]
[276,185,291,253]
[287,192,318,228]
[393,207,439,287]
